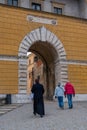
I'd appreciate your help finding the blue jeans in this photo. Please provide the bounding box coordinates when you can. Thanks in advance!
[57,96,64,108]
[67,94,73,108]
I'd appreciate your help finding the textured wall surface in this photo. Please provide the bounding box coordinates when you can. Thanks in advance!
[68,65,87,93]
[0,61,18,94]
[0,4,87,94]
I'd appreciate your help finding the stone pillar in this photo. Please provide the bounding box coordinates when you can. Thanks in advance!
[12,56,29,103]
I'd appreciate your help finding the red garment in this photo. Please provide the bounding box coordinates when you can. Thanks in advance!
[64,82,75,96]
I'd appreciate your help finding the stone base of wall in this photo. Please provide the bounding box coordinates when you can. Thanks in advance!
[73,94,87,101]
[11,94,32,103]
[11,94,87,103]
[63,94,87,102]
[54,94,87,102]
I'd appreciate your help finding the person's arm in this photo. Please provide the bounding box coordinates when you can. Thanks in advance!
[54,87,58,98]
[61,85,65,92]
[42,85,44,94]
[72,86,75,97]
[64,85,67,97]
[31,85,34,93]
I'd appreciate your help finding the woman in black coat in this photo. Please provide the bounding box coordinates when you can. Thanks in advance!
[31,79,45,117]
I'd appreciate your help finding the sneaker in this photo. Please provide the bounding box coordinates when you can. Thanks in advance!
[60,106,64,109]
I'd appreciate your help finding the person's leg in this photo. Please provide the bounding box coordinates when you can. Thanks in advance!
[67,94,72,109]
[36,98,45,118]
[58,97,64,108]
[70,94,73,108]
[60,96,64,108]
[58,97,61,108]
[33,99,37,115]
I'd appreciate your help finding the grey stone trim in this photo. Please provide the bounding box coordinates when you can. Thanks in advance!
[60,59,87,66]
[40,26,47,41]
[34,28,41,41]
[18,26,66,60]
[12,93,29,103]
[51,35,58,45]
[0,94,6,99]
[19,85,27,88]
[0,55,18,61]
[46,30,51,42]
[19,81,27,86]
[31,31,38,41]
[18,73,27,78]
[18,57,27,92]
[19,77,27,81]
[18,26,68,96]
[25,36,32,46]
[19,66,27,70]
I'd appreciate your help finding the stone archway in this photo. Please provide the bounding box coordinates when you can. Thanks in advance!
[18,26,68,103]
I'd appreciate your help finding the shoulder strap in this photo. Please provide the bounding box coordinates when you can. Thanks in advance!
[59,86,64,91]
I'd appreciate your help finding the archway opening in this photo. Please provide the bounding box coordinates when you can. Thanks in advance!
[27,41,58,100]
[27,52,45,94]
[18,26,67,103]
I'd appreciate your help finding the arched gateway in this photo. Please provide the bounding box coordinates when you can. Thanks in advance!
[17,26,68,103]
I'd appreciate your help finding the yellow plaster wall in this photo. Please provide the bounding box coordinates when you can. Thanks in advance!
[0,61,18,94]
[68,65,87,94]
[0,4,87,94]
[0,5,87,60]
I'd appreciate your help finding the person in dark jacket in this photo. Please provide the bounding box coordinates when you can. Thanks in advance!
[31,79,45,117]
[64,81,75,109]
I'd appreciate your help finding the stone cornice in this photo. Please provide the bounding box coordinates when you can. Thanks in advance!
[55,59,87,65]
[0,55,28,61]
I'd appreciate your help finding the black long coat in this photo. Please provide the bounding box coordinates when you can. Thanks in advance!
[31,83,45,116]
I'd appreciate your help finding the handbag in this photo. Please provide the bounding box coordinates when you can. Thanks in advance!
[29,93,34,100]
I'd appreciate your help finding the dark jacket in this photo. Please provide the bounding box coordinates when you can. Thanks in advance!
[31,82,45,116]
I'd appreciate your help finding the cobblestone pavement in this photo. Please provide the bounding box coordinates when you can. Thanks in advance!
[0,101,87,130]
[0,104,22,116]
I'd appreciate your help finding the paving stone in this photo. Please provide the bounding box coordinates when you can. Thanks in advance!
[0,104,22,116]
[0,101,87,130]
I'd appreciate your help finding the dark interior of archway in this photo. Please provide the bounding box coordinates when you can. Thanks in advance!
[28,41,58,100]
[29,41,58,65]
